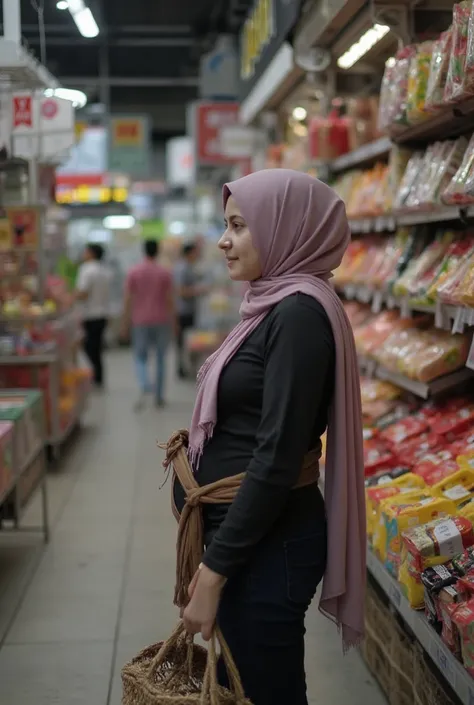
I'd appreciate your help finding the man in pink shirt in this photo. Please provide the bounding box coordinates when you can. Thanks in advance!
[122,239,175,410]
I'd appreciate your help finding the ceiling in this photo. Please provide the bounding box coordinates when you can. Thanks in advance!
[1,0,252,139]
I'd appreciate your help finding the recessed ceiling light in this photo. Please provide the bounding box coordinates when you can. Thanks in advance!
[44,87,87,109]
[56,1,69,8]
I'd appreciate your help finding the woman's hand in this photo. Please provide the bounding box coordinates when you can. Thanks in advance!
[182,565,227,641]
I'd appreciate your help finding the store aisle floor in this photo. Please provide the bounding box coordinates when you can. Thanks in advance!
[0,350,385,705]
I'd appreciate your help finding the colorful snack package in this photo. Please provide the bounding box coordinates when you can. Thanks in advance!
[439,582,467,656]
[406,41,434,124]
[422,563,459,629]
[400,515,474,609]
[443,133,474,205]
[444,1,474,104]
[426,29,453,111]
[391,45,418,126]
[451,598,474,674]
[452,546,474,575]
[379,413,429,446]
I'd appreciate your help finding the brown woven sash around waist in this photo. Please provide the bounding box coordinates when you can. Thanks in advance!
[161,429,321,608]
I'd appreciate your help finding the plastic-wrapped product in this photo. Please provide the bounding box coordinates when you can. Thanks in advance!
[426,236,474,304]
[406,41,435,124]
[385,147,413,212]
[451,599,474,675]
[400,516,474,609]
[393,152,425,210]
[438,248,474,303]
[378,59,396,132]
[444,1,474,103]
[407,331,470,382]
[419,137,468,207]
[442,133,474,205]
[391,45,418,126]
[426,29,453,112]
[393,233,452,297]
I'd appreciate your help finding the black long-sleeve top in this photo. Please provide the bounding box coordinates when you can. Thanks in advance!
[173,292,335,578]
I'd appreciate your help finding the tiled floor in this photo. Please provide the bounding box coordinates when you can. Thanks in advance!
[0,350,386,704]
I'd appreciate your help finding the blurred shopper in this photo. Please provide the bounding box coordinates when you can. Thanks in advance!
[122,239,175,410]
[168,170,366,705]
[76,243,111,389]
[174,242,207,379]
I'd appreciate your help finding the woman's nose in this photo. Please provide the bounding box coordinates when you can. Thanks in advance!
[218,233,231,250]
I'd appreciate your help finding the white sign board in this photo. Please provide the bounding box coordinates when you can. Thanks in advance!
[11,92,75,162]
[166,136,194,188]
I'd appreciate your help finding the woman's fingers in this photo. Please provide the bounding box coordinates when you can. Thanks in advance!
[201,620,213,642]
[188,569,201,599]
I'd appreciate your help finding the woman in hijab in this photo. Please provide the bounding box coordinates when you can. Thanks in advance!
[169,169,366,705]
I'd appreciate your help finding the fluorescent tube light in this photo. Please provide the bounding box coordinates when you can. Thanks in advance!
[337,24,390,70]
[66,0,99,38]
[44,88,87,108]
[103,215,135,230]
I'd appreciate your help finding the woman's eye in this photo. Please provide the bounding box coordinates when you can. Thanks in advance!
[233,222,243,231]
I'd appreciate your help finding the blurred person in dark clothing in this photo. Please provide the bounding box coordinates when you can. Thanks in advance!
[174,241,208,379]
[76,243,111,388]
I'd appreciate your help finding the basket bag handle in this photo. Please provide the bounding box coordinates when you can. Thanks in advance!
[201,626,247,704]
[146,622,247,703]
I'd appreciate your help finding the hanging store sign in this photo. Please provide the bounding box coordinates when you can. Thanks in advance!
[108,115,151,176]
[239,0,301,100]
[55,185,128,206]
[193,102,241,165]
[11,93,74,161]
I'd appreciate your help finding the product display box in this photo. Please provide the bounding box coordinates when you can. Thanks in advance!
[0,390,44,471]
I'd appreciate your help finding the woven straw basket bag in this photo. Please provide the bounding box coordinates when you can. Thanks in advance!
[122,622,253,705]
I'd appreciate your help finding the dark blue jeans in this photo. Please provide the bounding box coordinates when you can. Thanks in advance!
[217,485,327,705]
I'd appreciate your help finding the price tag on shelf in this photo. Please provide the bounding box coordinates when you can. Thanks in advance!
[345,285,356,300]
[452,307,466,335]
[386,295,396,310]
[372,290,383,314]
[435,301,450,330]
[362,219,371,233]
[432,644,456,690]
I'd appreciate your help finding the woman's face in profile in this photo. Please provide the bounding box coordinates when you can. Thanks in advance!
[219,195,262,282]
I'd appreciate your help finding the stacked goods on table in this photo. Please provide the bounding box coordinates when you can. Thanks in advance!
[334,229,474,311]
[378,1,474,134]
[345,303,470,382]
[0,390,44,517]
[0,366,91,436]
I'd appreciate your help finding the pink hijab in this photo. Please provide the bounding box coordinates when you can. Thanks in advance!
[189,169,366,649]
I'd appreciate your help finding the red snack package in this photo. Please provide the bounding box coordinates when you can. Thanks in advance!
[380,414,429,446]
[364,438,398,476]
[397,432,442,467]
[431,404,474,438]
[413,450,457,484]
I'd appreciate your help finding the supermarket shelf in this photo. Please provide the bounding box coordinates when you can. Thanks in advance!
[0,351,57,365]
[390,98,474,145]
[375,365,473,399]
[349,206,471,233]
[331,138,392,173]
[366,550,474,705]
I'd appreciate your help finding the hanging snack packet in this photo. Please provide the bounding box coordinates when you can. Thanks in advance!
[426,29,453,112]
[392,45,418,126]
[443,133,474,205]
[406,41,434,124]
[445,1,473,104]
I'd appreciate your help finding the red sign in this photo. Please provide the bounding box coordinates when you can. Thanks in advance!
[13,96,33,128]
[41,99,59,120]
[195,102,240,165]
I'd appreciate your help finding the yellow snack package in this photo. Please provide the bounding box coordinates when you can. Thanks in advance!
[458,449,474,472]
[383,496,456,577]
[366,474,427,543]
[431,467,474,501]
[372,489,430,562]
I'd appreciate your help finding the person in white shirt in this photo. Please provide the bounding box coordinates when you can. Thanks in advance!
[76,243,111,388]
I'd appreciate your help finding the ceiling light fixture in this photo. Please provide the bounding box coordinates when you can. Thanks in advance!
[292,106,307,121]
[56,1,69,9]
[66,0,99,38]
[337,24,390,70]
[44,87,87,109]
[103,215,135,230]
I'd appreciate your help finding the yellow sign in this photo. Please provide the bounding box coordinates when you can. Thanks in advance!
[111,118,144,148]
[75,121,87,143]
[241,0,274,79]
[55,186,129,205]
